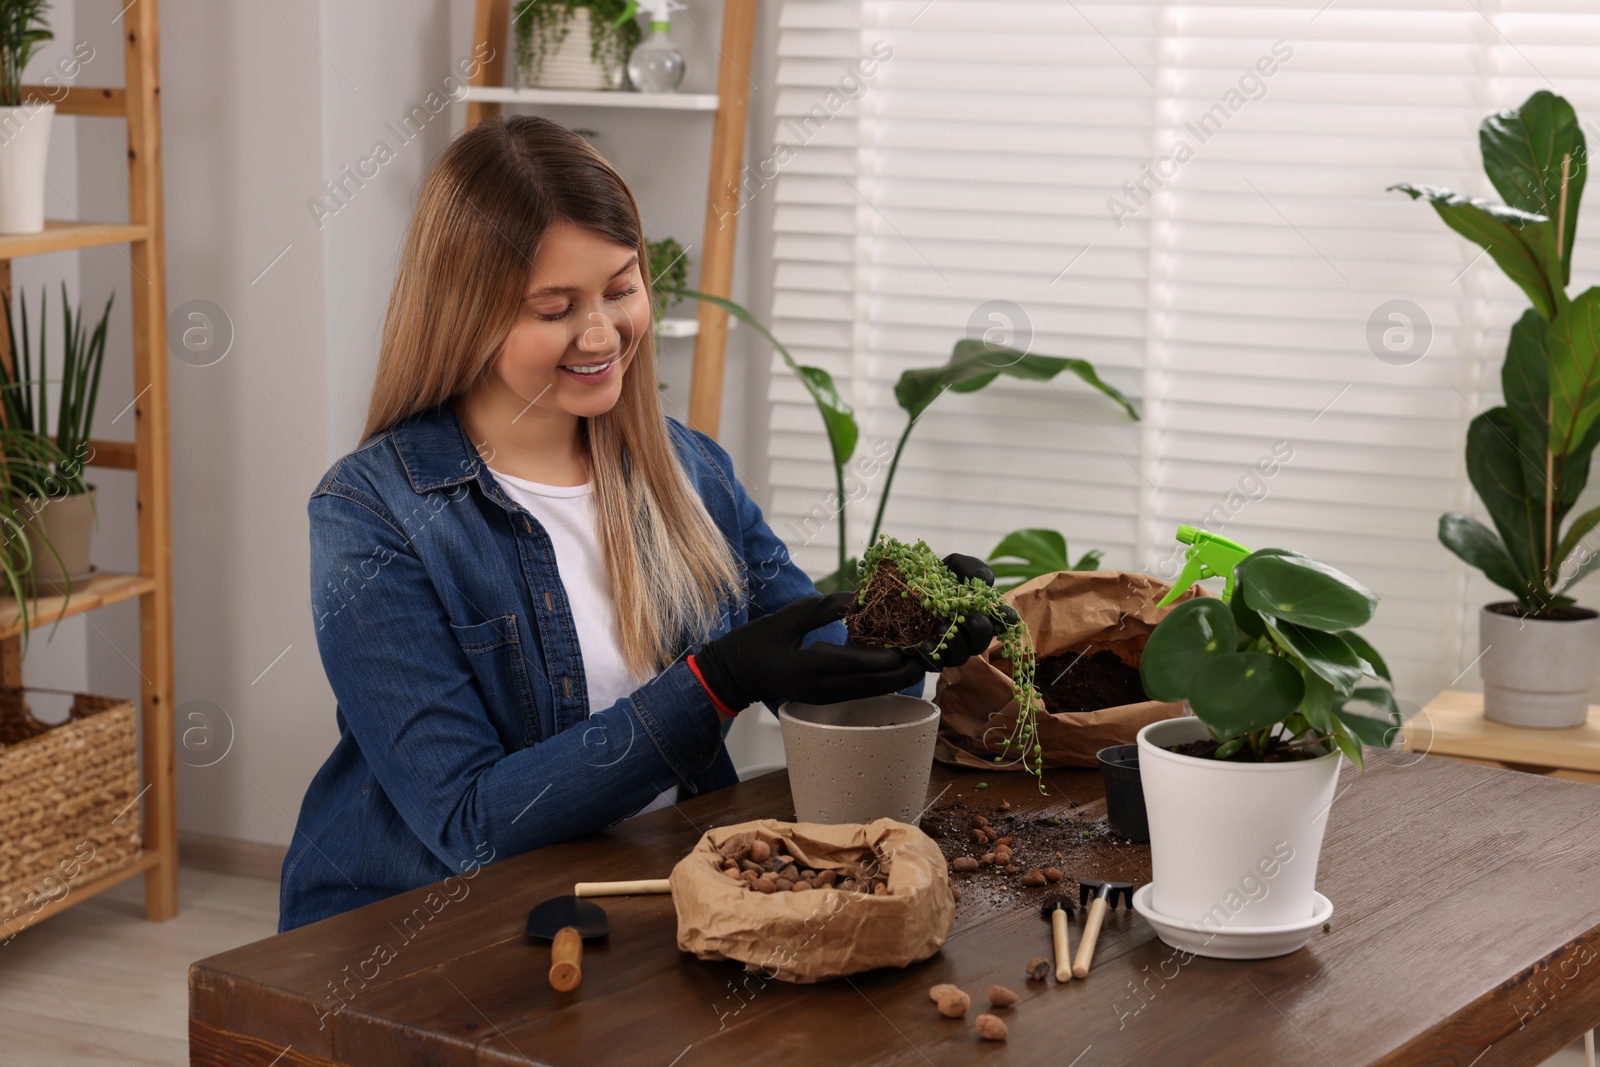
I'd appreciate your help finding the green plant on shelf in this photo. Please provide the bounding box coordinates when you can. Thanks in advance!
[656,283,1132,592]
[854,535,1047,792]
[645,236,688,322]
[1390,90,1600,618]
[1138,547,1400,769]
[512,0,641,90]
[0,0,52,109]
[1,283,115,498]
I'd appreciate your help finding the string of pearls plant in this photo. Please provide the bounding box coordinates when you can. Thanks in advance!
[855,537,1047,793]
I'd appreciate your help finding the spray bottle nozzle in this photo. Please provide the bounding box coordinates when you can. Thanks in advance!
[614,0,678,28]
[1155,526,1252,608]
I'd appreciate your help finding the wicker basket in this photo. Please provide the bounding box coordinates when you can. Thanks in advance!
[0,687,143,919]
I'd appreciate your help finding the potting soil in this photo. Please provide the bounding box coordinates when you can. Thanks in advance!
[919,800,1149,919]
[1035,649,1148,713]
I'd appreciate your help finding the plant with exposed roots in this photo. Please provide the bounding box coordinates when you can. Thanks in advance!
[849,536,1046,793]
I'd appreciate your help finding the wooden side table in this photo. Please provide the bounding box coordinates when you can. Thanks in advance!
[1406,690,1600,785]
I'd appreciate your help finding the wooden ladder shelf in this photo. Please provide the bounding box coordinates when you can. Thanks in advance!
[0,0,177,927]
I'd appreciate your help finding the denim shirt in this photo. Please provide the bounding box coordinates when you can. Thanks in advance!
[279,402,921,931]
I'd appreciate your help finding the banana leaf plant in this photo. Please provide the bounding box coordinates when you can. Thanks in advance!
[1139,547,1401,768]
[659,285,1134,590]
[1391,90,1600,616]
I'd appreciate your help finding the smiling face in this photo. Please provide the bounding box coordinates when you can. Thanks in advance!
[490,219,651,421]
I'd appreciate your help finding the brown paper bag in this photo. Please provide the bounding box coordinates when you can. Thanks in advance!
[671,818,954,984]
[933,570,1209,769]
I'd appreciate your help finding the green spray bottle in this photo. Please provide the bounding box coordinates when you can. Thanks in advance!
[1155,525,1252,607]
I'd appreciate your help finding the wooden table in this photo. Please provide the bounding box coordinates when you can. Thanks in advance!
[1408,690,1600,786]
[191,750,1600,1066]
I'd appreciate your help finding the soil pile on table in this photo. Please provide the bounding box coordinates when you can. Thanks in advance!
[919,800,1148,917]
[1169,739,1320,764]
[845,560,944,649]
[1035,649,1147,713]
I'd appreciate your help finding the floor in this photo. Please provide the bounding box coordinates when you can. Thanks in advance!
[0,866,1591,1066]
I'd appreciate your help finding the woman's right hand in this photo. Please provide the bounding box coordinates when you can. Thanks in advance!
[690,592,925,711]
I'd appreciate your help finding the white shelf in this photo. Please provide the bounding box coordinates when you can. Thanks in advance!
[464,86,719,111]
[656,317,738,340]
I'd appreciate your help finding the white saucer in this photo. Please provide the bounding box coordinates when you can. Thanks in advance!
[1131,883,1333,960]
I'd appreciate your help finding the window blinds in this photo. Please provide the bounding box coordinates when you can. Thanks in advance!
[766,0,1600,706]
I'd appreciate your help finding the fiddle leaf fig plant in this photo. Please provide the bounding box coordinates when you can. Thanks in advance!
[1139,548,1401,770]
[1391,90,1600,616]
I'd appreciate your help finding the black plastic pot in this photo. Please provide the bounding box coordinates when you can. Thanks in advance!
[1097,743,1149,843]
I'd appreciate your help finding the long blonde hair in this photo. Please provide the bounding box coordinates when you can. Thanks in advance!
[363,115,742,674]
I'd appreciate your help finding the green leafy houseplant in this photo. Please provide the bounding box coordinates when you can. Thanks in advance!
[1,283,114,496]
[658,284,1133,591]
[645,236,688,322]
[1138,549,1401,770]
[0,419,69,650]
[850,535,1047,792]
[512,0,640,90]
[0,0,52,108]
[1390,90,1600,616]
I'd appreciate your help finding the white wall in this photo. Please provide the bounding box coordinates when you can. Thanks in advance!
[57,0,786,850]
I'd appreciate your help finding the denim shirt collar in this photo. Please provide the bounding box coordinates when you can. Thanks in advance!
[388,402,484,494]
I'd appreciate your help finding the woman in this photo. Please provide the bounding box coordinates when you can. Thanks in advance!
[279,116,997,931]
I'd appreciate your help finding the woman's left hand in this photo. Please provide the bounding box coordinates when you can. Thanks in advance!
[929,552,1015,669]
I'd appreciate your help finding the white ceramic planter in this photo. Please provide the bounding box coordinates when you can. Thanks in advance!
[1479,604,1600,729]
[521,8,626,91]
[1137,716,1339,939]
[0,103,53,234]
[778,695,940,824]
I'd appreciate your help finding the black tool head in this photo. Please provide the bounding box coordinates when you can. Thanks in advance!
[526,895,609,942]
[1077,879,1134,909]
[1039,894,1076,920]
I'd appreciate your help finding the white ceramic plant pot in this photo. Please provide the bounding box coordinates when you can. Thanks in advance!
[524,7,626,91]
[1137,716,1339,932]
[778,695,940,824]
[1479,604,1600,729]
[0,103,53,234]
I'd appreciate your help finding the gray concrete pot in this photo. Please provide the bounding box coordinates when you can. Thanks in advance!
[1479,603,1600,729]
[20,487,97,591]
[778,695,940,824]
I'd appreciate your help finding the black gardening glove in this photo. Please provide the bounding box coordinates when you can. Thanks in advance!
[694,592,926,709]
[922,553,1017,670]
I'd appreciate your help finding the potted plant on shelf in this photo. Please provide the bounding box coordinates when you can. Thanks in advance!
[645,235,688,324]
[0,0,55,234]
[1,283,114,595]
[512,0,640,92]
[0,421,66,650]
[1391,89,1600,728]
[1133,545,1400,956]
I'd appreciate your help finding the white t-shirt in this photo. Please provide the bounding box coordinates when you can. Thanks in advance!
[487,467,680,818]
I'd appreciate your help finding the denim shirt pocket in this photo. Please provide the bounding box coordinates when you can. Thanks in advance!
[449,614,545,750]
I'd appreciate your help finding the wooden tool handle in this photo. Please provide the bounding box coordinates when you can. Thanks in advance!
[1072,897,1108,979]
[574,879,672,897]
[1052,907,1073,983]
[549,926,583,992]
